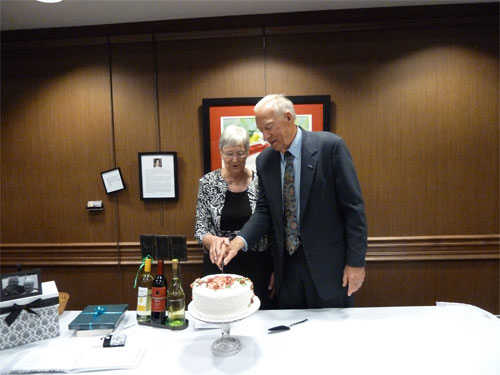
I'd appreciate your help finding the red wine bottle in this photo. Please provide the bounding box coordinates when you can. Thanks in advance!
[151,260,167,324]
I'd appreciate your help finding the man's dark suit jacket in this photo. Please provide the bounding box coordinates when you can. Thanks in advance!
[239,129,367,301]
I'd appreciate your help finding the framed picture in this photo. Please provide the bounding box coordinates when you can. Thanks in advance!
[0,269,42,302]
[138,152,178,200]
[202,95,331,173]
[101,167,126,194]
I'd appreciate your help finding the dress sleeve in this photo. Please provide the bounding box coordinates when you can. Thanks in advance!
[194,176,211,244]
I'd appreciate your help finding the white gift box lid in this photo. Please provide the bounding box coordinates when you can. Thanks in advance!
[0,280,59,310]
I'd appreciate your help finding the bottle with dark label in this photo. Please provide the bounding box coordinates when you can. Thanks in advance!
[166,259,185,327]
[136,258,154,322]
[151,260,167,324]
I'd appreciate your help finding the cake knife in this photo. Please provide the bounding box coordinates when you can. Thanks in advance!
[268,318,308,332]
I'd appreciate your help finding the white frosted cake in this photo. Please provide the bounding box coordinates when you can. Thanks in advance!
[190,274,255,320]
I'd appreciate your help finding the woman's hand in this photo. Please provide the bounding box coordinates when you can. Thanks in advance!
[203,235,230,265]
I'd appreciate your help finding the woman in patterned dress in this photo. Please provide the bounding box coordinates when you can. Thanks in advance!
[195,125,275,309]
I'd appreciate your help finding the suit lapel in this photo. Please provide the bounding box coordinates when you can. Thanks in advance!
[300,131,318,223]
[260,149,284,233]
[268,151,284,232]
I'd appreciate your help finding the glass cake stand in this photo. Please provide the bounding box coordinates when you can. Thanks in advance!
[188,296,260,357]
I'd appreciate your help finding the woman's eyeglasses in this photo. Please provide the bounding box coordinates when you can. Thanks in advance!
[221,151,247,159]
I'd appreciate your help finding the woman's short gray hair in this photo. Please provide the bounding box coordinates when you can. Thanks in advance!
[254,94,296,121]
[219,125,249,152]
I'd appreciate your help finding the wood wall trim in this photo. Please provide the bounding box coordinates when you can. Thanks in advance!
[154,28,263,41]
[2,37,109,50]
[0,243,119,265]
[1,235,497,266]
[2,4,497,50]
[109,34,153,44]
[264,15,497,35]
[2,29,266,50]
[367,235,500,261]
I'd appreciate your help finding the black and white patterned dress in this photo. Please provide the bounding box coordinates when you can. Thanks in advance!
[195,168,275,309]
[194,169,269,252]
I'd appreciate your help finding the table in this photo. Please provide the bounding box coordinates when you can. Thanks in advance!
[1,303,499,374]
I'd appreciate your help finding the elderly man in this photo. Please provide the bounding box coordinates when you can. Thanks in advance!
[3,276,25,297]
[215,94,367,309]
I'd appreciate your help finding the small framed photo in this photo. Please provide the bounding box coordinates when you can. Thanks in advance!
[0,269,42,302]
[138,152,178,200]
[101,167,126,194]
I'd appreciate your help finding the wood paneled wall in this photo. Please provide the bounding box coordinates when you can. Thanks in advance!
[1,44,115,243]
[264,25,499,236]
[1,4,499,313]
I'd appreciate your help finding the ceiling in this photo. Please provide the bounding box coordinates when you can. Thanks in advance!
[0,0,495,31]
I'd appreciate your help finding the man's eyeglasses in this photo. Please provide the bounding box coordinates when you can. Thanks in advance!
[222,151,247,159]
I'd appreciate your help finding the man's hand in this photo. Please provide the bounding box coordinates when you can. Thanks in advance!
[268,272,276,300]
[216,237,244,270]
[342,265,365,296]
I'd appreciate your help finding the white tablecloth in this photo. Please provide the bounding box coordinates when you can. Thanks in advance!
[1,303,499,374]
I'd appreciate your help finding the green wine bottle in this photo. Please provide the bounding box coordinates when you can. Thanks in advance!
[166,259,185,327]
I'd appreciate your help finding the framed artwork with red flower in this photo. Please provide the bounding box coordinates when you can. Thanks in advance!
[201,95,331,173]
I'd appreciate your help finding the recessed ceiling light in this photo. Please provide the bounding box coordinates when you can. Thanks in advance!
[37,0,63,3]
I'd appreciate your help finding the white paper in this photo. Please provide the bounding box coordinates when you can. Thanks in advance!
[72,345,144,372]
[8,344,144,373]
[140,154,176,198]
[102,169,124,193]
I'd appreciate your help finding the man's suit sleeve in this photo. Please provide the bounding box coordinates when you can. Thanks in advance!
[238,169,273,250]
[333,138,368,267]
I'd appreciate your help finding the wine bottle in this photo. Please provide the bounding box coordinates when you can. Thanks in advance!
[136,258,154,322]
[166,258,185,327]
[151,260,167,324]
